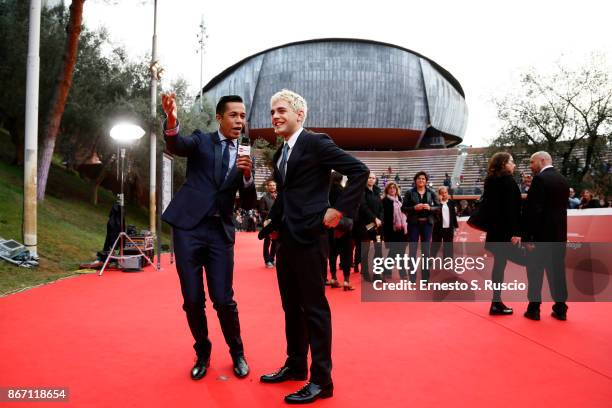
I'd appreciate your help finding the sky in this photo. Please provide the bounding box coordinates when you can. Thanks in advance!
[82,0,612,147]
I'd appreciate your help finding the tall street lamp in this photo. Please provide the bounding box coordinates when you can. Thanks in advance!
[99,123,156,276]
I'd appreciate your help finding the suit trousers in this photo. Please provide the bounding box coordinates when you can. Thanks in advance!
[408,221,433,281]
[276,228,332,385]
[263,236,278,263]
[527,243,568,303]
[173,216,244,359]
[327,231,353,281]
[431,227,454,260]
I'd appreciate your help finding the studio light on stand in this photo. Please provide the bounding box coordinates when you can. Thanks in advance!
[99,123,157,276]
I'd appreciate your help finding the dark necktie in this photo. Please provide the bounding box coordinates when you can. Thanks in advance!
[220,139,232,183]
[279,143,289,183]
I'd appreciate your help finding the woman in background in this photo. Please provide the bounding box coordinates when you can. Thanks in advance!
[402,171,439,283]
[382,182,408,279]
[483,152,523,316]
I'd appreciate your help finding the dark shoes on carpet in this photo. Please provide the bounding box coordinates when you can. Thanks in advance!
[524,302,541,320]
[284,381,334,404]
[523,302,567,321]
[190,355,249,380]
[261,365,332,403]
[551,302,568,321]
[489,302,513,315]
[260,365,308,383]
[190,357,210,380]
[232,355,250,378]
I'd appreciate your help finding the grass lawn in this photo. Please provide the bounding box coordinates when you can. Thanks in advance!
[0,150,170,296]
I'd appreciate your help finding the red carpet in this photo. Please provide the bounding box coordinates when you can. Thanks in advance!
[1,232,611,407]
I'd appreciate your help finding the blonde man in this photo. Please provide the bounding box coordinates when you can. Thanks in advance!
[260,89,369,403]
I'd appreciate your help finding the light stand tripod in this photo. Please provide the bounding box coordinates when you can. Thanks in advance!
[99,146,157,276]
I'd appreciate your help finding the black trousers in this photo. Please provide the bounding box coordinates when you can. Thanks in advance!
[431,227,454,260]
[327,231,352,281]
[352,230,361,267]
[487,242,529,302]
[361,238,383,279]
[527,243,568,304]
[263,236,278,263]
[173,217,244,359]
[276,229,332,385]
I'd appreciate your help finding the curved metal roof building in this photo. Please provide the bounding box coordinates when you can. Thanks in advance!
[201,38,468,149]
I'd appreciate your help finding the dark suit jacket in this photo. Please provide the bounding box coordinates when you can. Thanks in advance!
[268,129,369,245]
[524,167,569,242]
[433,200,459,230]
[401,188,440,225]
[484,174,522,243]
[161,129,257,242]
[356,187,384,240]
[258,192,276,221]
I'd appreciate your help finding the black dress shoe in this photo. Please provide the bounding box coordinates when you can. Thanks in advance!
[232,355,249,378]
[524,308,541,321]
[285,382,333,404]
[551,310,567,321]
[489,302,513,315]
[260,366,308,383]
[191,357,210,380]
[551,303,568,321]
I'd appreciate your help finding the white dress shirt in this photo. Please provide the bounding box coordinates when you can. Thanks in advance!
[441,200,450,228]
[276,127,304,171]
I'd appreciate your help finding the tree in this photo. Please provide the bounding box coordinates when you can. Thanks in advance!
[493,54,612,192]
[0,0,66,165]
[37,0,86,201]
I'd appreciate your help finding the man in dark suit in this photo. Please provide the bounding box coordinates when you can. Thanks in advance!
[431,186,458,260]
[259,89,369,404]
[161,93,257,380]
[258,180,278,268]
[523,151,570,321]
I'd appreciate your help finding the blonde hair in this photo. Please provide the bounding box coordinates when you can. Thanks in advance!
[270,89,308,123]
[384,182,400,196]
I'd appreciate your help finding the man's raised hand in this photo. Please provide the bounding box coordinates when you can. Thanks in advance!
[161,92,178,129]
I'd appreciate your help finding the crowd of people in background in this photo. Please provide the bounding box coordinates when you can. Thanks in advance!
[236,156,610,307]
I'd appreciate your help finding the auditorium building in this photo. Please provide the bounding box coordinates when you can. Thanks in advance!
[200,38,479,193]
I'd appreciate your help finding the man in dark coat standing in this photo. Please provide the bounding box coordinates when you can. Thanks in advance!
[258,180,278,268]
[431,186,458,260]
[161,93,257,380]
[523,151,570,321]
[259,89,369,404]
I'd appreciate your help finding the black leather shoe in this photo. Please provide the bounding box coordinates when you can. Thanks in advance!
[260,366,308,383]
[551,303,568,321]
[284,382,334,404]
[489,302,513,315]
[551,310,567,321]
[232,355,249,378]
[524,308,541,321]
[191,357,210,380]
